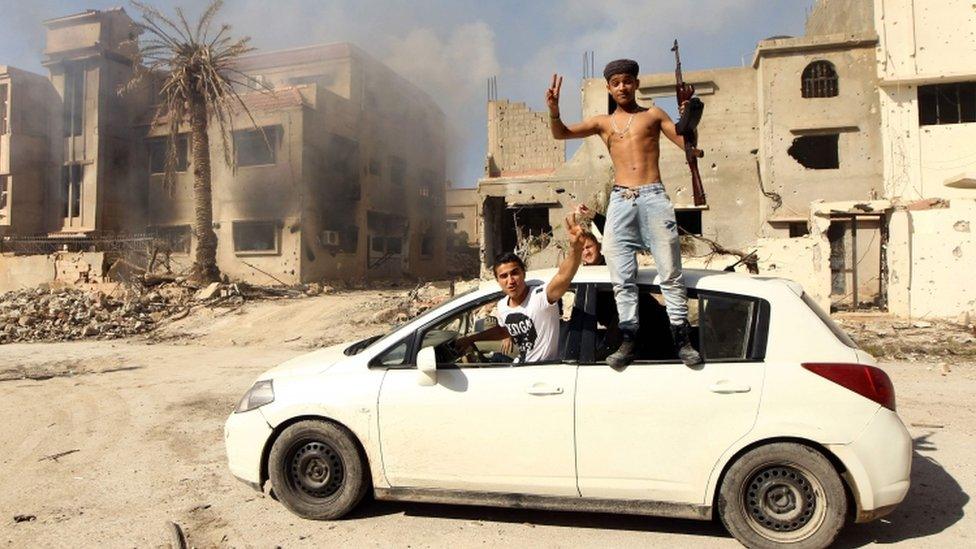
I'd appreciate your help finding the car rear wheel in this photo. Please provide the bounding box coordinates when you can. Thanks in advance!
[718,443,847,548]
[268,420,369,520]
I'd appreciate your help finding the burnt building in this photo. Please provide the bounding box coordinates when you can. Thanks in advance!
[0,8,447,288]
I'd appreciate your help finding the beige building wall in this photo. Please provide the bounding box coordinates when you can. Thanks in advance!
[632,67,762,251]
[145,43,447,285]
[874,0,976,318]
[446,187,479,246]
[754,34,882,235]
[0,67,56,236]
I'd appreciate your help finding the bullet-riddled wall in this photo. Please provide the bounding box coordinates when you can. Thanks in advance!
[754,33,883,236]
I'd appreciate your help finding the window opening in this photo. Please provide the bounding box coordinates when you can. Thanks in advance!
[61,164,84,219]
[918,82,976,125]
[788,134,839,170]
[676,209,702,236]
[789,222,809,238]
[0,83,8,134]
[64,64,85,137]
[147,135,189,174]
[235,126,278,166]
[0,176,8,212]
[154,225,191,254]
[329,134,360,200]
[801,61,838,98]
[232,220,279,253]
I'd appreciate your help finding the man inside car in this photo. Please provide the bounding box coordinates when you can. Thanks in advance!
[455,214,585,363]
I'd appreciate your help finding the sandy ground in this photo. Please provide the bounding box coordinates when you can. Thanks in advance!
[1,293,973,548]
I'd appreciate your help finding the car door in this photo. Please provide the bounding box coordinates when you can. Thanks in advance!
[377,289,584,497]
[574,284,768,504]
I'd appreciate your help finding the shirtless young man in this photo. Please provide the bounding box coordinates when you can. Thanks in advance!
[546,59,702,367]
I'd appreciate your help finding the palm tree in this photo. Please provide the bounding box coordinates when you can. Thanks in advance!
[123,0,269,283]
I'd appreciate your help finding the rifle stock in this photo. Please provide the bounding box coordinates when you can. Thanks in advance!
[672,39,706,207]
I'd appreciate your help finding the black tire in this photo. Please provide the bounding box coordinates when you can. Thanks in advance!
[717,443,848,549]
[268,420,369,520]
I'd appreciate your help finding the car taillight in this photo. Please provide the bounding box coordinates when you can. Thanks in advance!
[802,363,896,411]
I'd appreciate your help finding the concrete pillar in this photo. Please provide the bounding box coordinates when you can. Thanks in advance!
[886,209,912,317]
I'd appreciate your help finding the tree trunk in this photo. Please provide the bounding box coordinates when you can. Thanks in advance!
[189,91,221,283]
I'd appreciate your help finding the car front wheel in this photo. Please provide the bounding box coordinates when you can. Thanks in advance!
[718,443,847,548]
[268,420,369,520]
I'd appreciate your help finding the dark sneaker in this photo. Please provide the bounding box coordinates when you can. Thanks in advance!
[607,331,637,369]
[671,321,703,367]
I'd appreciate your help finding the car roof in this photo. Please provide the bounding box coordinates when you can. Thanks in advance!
[480,265,804,299]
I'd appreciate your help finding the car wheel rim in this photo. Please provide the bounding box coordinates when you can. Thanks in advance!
[288,440,345,500]
[740,464,828,543]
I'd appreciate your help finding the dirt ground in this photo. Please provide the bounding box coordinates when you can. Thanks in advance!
[1,292,973,548]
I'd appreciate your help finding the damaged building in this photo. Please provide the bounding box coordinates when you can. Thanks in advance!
[0,8,447,290]
[476,0,976,320]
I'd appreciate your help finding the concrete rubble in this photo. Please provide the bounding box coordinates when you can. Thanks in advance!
[0,286,191,344]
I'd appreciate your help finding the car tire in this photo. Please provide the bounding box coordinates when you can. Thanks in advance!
[717,443,847,549]
[268,420,369,520]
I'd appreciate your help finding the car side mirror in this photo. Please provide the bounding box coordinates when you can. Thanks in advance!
[417,346,437,386]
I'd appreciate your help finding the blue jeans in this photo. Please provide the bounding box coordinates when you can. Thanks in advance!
[604,183,688,330]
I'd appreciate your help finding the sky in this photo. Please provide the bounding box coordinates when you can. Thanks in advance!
[0,0,815,188]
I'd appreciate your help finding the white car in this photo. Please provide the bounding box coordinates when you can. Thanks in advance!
[225,267,911,548]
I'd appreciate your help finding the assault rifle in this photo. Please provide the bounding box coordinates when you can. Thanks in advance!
[672,39,706,206]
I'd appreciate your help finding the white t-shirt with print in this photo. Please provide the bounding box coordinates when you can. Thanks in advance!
[495,283,560,363]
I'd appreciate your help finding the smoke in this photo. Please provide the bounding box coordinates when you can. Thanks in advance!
[384,23,500,184]
[0,0,810,188]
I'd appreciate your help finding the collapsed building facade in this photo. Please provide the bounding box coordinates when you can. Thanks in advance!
[476,0,976,320]
[0,8,447,290]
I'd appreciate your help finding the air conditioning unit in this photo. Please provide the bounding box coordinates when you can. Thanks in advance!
[320,230,340,247]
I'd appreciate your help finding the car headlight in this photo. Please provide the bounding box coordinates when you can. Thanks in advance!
[235,380,274,413]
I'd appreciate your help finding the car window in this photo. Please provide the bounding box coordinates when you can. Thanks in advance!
[416,288,580,367]
[374,337,409,366]
[591,286,698,362]
[700,294,755,360]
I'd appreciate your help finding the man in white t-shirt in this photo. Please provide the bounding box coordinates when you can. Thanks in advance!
[456,214,585,363]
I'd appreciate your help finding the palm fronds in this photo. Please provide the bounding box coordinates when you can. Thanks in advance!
[122,0,272,185]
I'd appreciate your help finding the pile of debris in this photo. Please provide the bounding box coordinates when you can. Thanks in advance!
[0,286,192,344]
[369,282,464,324]
[837,313,976,363]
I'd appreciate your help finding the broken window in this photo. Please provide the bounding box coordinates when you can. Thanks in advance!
[61,164,83,219]
[235,126,278,166]
[789,222,809,238]
[918,82,976,125]
[801,61,838,98]
[232,220,279,254]
[389,156,406,186]
[386,237,403,255]
[502,206,552,253]
[421,230,436,257]
[63,63,85,137]
[675,209,702,236]
[147,135,189,174]
[788,134,839,170]
[329,134,360,200]
[154,225,191,254]
[0,83,8,134]
[340,226,358,253]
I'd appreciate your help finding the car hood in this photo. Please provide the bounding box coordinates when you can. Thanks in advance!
[258,342,349,380]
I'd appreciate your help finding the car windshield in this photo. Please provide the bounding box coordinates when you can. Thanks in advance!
[342,287,481,356]
[801,292,858,349]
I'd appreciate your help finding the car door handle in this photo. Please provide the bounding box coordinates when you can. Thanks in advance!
[527,383,564,396]
[709,381,752,394]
